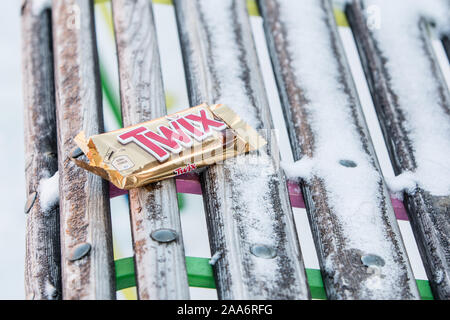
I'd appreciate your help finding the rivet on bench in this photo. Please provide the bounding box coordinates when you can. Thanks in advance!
[24,191,37,214]
[151,229,178,243]
[250,244,277,259]
[68,243,91,261]
[361,254,385,267]
[339,159,357,168]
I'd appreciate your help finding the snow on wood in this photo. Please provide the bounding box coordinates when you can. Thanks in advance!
[31,0,51,15]
[347,0,450,300]
[362,0,450,196]
[385,172,417,196]
[174,0,310,299]
[22,1,61,300]
[281,158,314,180]
[39,171,59,212]
[260,0,419,299]
[112,0,189,300]
[52,0,115,299]
[209,251,222,266]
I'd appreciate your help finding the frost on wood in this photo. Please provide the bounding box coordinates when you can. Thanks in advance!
[174,0,310,299]
[363,0,450,196]
[52,0,114,299]
[348,0,450,299]
[39,171,59,212]
[192,0,269,130]
[261,0,418,299]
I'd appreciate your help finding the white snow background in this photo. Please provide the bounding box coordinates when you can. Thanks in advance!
[0,0,26,300]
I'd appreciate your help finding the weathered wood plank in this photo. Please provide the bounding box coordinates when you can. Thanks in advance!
[174,0,310,299]
[111,0,189,299]
[259,0,419,299]
[347,0,450,299]
[52,0,115,299]
[22,0,61,300]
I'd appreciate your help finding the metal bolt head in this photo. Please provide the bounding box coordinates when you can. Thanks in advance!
[151,229,178,243]
[71,147,84,159]
[250,244,277,259]
[339,159,357,168]
[68,242,91,261]
[361,254,385,267]
[24,192,37,214]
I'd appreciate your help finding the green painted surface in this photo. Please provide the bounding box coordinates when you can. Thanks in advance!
[305,268,327,300]
[416,279,434,300]
[115,256,434,300]
[100,64,122,127]
[185,256,216,289]
[115,257,136,291]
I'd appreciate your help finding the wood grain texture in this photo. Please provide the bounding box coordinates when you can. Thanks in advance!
[347,0,450,299]
[52,0,115,299]
[174,0,310,299]
[259,0,419,299]
[111,0,189,299]
[22,0,61,300]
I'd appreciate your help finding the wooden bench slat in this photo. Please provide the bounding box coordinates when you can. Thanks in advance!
[173,0,310,299]
[52,0,115,299]
[347,0,450,300]
[22,1,61,300]
[259,0,419,299]
[111,0,190,299]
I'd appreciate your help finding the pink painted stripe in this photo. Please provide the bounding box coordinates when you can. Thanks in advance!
[175,174,202,195]
[285,181,409,221]
[109,177,409,221]
[108,173,202,198]
[109,183,128,198]
[287,181,306,208]
[390,197,409,221]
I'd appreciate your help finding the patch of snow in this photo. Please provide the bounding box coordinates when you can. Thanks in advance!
[281,157,314,180]
[38,171,59,212]
[44,280,57,299]
[31,0,51,15]
[209,251,222,266]
[364,0,450,196]
[385,172,417,195]
[434,269,444,284]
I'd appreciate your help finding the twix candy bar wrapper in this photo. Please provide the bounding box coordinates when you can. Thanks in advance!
[72,103,266,190]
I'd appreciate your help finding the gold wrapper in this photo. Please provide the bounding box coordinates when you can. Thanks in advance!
[72,103,267,189]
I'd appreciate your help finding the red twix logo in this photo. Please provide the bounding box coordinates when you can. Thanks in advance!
[117,108,227,162]
[173,163,197,176]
